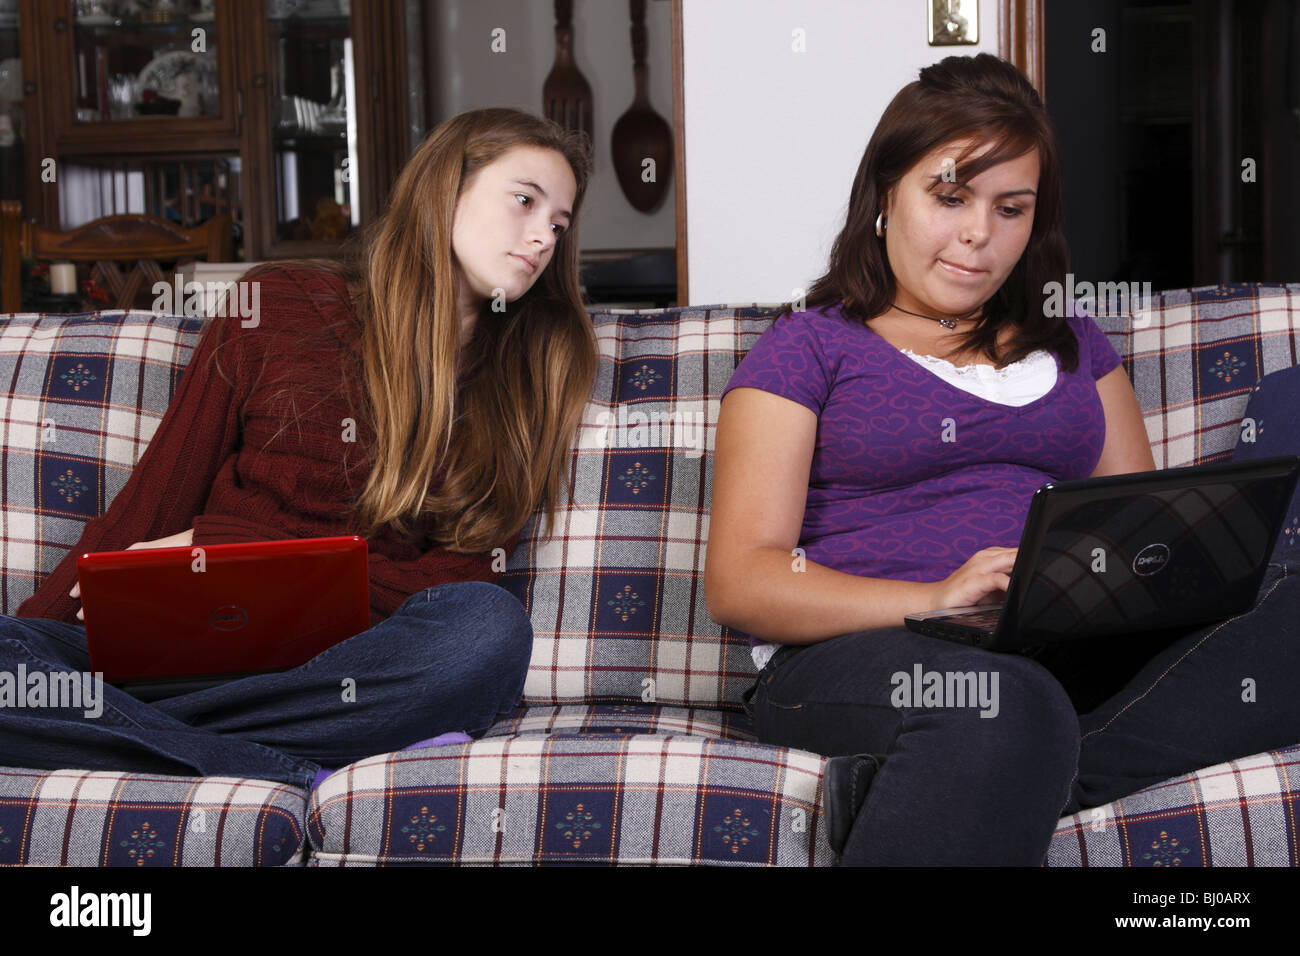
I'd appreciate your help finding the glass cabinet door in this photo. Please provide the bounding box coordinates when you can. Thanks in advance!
[0,0,22,201]
[69,0,222,124]
[266,0,357,244]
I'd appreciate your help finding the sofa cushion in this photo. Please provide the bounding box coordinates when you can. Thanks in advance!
[1046,743,1300,866]
[0,310,205,613]
[500,306,782,710]
[0,766,307,865]
[1092,283,1300,470]
[306,732,834,865]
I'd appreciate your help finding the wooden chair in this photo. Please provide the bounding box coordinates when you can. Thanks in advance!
[0,201,233,313]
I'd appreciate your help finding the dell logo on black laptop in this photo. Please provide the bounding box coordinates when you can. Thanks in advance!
[1133,544,1171,576]
[210,605,249,631]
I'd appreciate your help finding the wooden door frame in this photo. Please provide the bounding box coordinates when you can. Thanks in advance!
[670,0,687,306]
[668,0,1046,306]
[999,0,1047,102]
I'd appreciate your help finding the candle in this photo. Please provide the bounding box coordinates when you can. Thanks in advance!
[49,263,77,295]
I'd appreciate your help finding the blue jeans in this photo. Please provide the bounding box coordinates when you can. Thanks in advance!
[743,556,1299,866]
[0,581,532,790]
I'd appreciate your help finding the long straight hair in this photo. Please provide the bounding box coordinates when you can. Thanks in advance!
[787,52,1078,372]
[210,108,598,552]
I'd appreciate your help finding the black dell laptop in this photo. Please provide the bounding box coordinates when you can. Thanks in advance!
[904,455,1300,653]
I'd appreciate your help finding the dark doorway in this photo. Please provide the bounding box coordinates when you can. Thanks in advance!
[1045,0,1300,288]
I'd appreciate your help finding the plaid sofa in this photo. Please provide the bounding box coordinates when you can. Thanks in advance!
[0,283,1297,866]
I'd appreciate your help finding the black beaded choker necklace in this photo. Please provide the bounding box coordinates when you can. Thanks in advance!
[889,302,979,330]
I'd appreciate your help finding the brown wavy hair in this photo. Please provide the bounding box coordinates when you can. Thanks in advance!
[209,107,598,552]
[782,52,1079,372]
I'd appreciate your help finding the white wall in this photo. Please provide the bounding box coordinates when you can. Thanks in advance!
[682,0,1000,304]
[426,0,675,252]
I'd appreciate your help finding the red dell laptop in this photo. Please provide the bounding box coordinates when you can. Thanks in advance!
[76,535,370,700]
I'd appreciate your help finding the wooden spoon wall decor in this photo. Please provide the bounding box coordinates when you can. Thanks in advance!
[543,0,594,143]
[611,0,673,211]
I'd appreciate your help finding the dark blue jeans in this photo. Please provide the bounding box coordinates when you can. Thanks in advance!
[744,556,1299,866]
[0,581,532,790]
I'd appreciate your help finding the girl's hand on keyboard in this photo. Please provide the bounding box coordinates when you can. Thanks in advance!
[931,546,1017,610]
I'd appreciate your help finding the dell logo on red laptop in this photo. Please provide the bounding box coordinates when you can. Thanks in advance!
[1132,544,1171,576]
[210,605,249,630]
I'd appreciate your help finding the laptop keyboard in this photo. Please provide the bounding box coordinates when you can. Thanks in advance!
[945,609,1002,627]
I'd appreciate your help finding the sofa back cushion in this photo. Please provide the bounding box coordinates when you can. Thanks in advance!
[1095,284,1300,469]
[0,311,204,613]
[504,284,1300,710]
[500,306,781,709]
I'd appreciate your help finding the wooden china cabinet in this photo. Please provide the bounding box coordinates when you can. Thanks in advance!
[4,0,411,261]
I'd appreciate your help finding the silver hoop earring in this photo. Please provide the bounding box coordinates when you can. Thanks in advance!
[875,212,886,237]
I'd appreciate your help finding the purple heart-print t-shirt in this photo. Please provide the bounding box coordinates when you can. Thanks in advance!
[718,300,1124,658]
